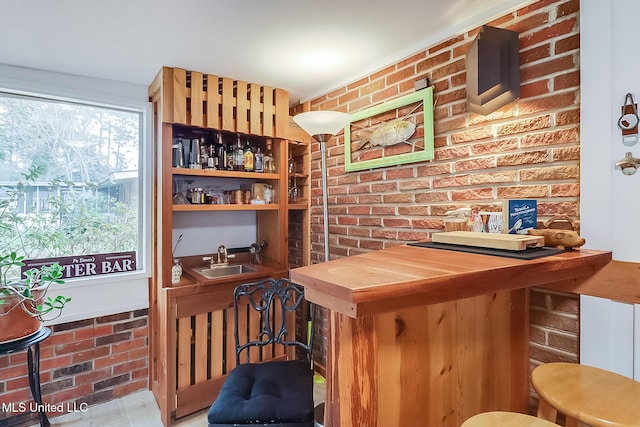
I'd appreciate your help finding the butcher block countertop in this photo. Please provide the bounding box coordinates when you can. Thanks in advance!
[290,244,612,318]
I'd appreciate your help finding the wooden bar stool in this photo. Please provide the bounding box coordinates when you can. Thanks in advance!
[462,411,559,426]
[532,362,640,427]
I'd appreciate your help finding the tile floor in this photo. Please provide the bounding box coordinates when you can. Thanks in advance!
[30,381,326,426]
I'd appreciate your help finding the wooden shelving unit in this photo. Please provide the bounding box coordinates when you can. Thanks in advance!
[148,67,311,425]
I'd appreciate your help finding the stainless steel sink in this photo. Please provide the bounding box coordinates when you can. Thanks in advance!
[192,264,257,279]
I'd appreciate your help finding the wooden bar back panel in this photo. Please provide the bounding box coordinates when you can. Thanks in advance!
[326,288,528,427]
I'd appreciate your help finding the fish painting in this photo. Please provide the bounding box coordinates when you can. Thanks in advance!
[355,120,416,150]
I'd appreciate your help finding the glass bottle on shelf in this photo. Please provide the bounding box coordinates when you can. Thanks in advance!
[233,134,244,171]
[288,152,296,175]
[172,137,185,168]
[226,138,235,170]
[215,133,226,170]
[200,137,209,169]
[171,258,182,284]
[254,144,264,173]
[243,139,254,172]
[207,138,216,169]
[263,140,275,173]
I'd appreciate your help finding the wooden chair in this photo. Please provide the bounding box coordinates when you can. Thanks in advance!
[462,411,559,426]
[532,362,640,427]
[207,278,314,427]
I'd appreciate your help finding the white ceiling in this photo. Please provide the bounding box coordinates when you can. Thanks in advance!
[1,0,532,104]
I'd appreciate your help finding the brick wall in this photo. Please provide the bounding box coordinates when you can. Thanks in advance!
[0,309,148,426]
[296,0,582,415]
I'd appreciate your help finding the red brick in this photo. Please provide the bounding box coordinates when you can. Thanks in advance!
[497,116,552,137]
[370,206,396,216]
[371,229,398,240]
[450,127,494,144]
[383,218,411,228]
[555,109,580,126]
[470,171,518,185]
[429,36,464,55]
[521,127,579,147]
[518,92,577,115]
[359,239,385,250]
[554,70,580,90]
[451,188,494,201]
[397,205,429,216]
[415,191,450,203]
[520,18,578,50]
[520,44,551,65]
[557,0,579,17]
[497,150,549,166]
[357,194,383,204]
[551,183,579,197]
[552,146,580,161]
[433,175,471,188]
[497,185,550,199]
[555,34,580,54]
[520,165,579,181]
[383,193,413,203]
[521,55,577,82]
[521,80,551,98]
[506,12,550,34]
[397,231,430,241]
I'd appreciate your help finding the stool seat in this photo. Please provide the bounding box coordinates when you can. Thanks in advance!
[532,362,640,427]
[462,411,559,426]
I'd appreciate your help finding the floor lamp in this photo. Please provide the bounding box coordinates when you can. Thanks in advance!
[293,111,351,262]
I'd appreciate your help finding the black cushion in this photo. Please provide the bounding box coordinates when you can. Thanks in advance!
[207,360,314,424]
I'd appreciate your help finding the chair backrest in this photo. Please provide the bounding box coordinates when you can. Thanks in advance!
[233,278,313,365]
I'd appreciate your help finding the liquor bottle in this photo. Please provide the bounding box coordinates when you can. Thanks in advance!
[200,137,209,169]
[190,138,201,169]
[254,144,264,173]
[233,134,244,171]
[207,137,217,169]
[243,139,255,172]
[215,133,226,170]
[226,140,235,170]
[263,140,275,173]
[288,152,296,175]
[172,137,185,168]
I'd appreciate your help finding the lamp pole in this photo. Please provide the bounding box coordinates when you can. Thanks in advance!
[315,134,332,262]
[292,111,351,264]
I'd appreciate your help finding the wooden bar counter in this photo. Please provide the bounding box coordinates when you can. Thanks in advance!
[290,244,611,427]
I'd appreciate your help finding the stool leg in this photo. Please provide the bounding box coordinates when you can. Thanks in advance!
[564,416,580,427]
[27,344,50,427]
[537,398,558,422]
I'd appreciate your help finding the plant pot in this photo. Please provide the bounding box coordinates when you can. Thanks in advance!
[0,293,42,344]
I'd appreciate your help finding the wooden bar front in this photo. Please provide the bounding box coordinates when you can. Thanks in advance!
[290,245,611,427]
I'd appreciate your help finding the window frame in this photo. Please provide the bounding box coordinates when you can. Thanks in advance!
[0,64,152,324]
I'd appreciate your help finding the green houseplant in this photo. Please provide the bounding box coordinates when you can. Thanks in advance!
[0,166,71,343]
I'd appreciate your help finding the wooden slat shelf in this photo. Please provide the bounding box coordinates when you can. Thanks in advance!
[173,204,279,212]
[172,168,279,180]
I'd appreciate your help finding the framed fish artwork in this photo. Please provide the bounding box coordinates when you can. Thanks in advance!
[344,86,434,172]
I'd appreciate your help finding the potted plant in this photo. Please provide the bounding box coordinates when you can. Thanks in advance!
[0,166,71,343]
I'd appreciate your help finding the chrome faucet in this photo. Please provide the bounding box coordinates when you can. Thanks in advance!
[217,245,228,265]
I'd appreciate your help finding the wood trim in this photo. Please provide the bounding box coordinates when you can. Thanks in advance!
[542,260,640,304]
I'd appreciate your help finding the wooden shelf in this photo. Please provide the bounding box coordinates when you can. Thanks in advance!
[288,200,309,210]
[173,204,279,212]
[172,167,279,180]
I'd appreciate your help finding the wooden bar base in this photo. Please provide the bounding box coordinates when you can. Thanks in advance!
[325,289,529,426]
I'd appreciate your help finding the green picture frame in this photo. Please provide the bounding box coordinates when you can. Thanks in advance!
[344,87,434,172]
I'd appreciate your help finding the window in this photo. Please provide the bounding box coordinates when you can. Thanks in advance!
[0,90,144,281]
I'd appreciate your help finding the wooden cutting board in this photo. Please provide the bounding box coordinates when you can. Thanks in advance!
[432,231,545,251]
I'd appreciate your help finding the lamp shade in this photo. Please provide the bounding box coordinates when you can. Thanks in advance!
[293,111,351,137]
